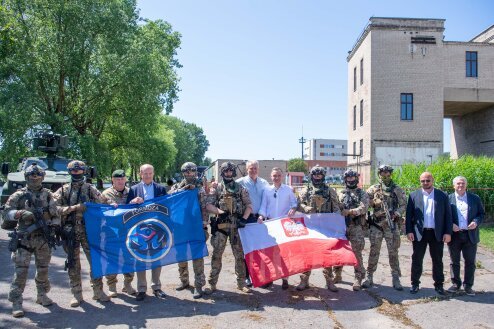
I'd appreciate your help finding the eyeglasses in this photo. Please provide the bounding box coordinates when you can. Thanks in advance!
[420,179,431,183]
[274,191,277,198]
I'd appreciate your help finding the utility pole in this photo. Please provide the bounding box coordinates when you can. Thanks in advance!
[299,125,306,159]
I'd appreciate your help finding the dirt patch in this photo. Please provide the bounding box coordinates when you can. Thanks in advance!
[366,290,421,329]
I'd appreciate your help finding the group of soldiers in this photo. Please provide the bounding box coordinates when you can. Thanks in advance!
[3,159,406,318]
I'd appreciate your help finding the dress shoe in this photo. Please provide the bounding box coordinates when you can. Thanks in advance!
[464,286,476,296]
[153,289,167,299]
[435,286,445,295]
[245,278,253,288]
[281,279,289,290]
[136,292,146,301]
[410,285,420,294]
[447,284,461,293]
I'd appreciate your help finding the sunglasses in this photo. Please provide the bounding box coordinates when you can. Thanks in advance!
[420,179,431,183]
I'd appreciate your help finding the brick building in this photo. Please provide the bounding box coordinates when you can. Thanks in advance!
[347,17,494,185]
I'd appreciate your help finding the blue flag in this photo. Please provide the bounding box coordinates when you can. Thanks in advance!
[84,190,208,278]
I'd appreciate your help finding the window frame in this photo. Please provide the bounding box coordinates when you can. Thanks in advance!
[400,93,413,121]
[466,51,478,78]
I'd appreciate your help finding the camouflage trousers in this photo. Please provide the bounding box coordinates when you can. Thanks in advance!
[178,230,208,288]
[300,267,340,283]
[209,228,246,288]
[367,223,401,276]
[329,223,366,281]
[105,273,134,286]
[63,223,103,296]
[9,233,51,303]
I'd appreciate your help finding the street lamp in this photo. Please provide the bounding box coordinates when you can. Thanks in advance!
[343,152,362,173]
[299,136,306,159]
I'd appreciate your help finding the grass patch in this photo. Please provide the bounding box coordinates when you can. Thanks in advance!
[479,225,494,252]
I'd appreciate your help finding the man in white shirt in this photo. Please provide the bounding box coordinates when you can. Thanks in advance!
[405,172,452,295]
[447,176,484,296]
[258,167,297,289]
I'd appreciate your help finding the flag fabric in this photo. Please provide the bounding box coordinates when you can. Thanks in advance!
[238,213,358,287]
[84,190,208,278]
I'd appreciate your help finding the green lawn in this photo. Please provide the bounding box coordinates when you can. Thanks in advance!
[480,225,494,252]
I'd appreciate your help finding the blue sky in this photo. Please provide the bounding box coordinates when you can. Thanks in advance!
[136,0,494,161]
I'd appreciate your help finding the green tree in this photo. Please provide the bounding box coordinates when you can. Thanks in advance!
[0,0,182,175]
[287,158,308,173]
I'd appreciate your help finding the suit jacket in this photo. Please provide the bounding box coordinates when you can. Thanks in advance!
[448,192,484,244]
[126,181,167,204]
[405,188,453,242]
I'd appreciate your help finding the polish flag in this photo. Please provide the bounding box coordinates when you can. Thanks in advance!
[238,213,358,287]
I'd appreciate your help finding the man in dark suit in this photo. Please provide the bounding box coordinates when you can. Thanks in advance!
[447,176,484,296]
[127,164,167,301]
[406,172,452,295]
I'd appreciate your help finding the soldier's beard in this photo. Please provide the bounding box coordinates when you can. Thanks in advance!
[26,178,43,191]
[380,178,392,186]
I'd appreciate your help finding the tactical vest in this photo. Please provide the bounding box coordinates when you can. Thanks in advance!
[342,188,363,211]
[216,182,245,220]
[305,184,335,213]
[373,183,398,213]
[14,188,52,231]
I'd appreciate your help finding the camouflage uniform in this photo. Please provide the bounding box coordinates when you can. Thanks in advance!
[101,186,135,295]
[170,179,209,295]
[54,181,108,305]
[364,181,406,289]
[5,186,60,316]
[207,181,252,290]
[338,186,369,290]
[296,183,342,291]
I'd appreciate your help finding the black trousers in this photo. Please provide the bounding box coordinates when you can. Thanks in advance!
[411,229,445,287]
[448,231,477,288]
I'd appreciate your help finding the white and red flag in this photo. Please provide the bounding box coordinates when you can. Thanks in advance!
[238,213,358,287]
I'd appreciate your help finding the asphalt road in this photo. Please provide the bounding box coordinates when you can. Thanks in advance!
[0,228,493,329]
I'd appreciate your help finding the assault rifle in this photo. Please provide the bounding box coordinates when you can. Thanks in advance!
[32,198,60,250]
[377,183,395,232]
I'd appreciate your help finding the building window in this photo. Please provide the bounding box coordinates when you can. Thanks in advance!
[353,105,356,130]
[353,67,357,91]
[359,100,363,127]
[352,141,356,159]
[360,58,364,85]
[400,93,413,120]
[359,139,363,156]
[466,51,478,77]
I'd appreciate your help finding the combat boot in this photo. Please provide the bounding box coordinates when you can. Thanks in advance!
[108,283,118,298]
[296,277,309,291]
[193,286,204,299]
[92,287,110,302]
[352,278,362,291]
[361,274,373,288]
[204,283,216,295]
[175,281,190,291]
[334,268,343,284]
[122,282,136,295]
[12,302,24,318]
[238,286,252,293]
[70,292,84,307]
[36,293,53,306]
[327,278,339,292]
[392,275,403,291]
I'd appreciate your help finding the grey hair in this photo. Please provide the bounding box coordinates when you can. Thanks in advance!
[271,167,283,174]
[246,160,259,168]
[452,176,467,185]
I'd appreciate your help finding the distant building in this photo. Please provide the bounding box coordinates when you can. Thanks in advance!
[205,159,287,182]
[303,139,347,182]
[347,17,494,185]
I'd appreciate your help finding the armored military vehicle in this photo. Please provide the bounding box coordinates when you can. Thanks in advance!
[0,132,96,213]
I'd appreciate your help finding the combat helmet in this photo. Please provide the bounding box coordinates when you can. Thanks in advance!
[181,162,198,184]
[377,164,394,174]
[220,162,237,183]
[343,169,359,189]
[310,165,326,186]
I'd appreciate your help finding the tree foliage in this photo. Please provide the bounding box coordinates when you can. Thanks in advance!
[287,158,308,173]
[0,0,209,179]
[394,155,494,218]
